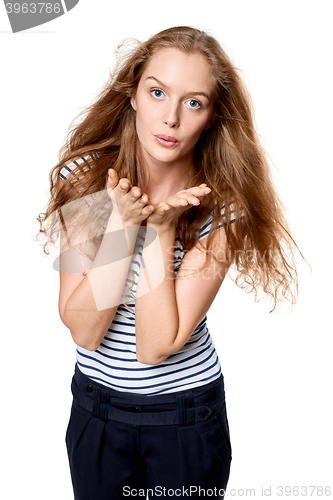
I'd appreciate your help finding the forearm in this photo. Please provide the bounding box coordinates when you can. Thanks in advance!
[135,223,179,364]
[64,214,140,350]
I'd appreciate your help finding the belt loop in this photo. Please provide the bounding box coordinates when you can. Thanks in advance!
[92,386,101,419]
[177,389,195,426]
[92,386,109,422]
[187,391,195,425]
[100,388,110,422]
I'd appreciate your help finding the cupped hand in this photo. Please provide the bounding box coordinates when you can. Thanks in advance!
[106,169,155,226]
[146,184,212,228]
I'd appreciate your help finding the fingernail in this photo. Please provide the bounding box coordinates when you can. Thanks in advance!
[204,188,211,194]
[120,183,127,189]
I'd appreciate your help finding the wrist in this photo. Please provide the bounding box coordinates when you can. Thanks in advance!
[122,218,143,230]
[106,212,141,231]
[146,219,176,235]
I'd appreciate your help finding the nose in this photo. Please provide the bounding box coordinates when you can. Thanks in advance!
[163,101,180,128]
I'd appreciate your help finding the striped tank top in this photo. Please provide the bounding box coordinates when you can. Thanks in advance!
[59,157,231,395]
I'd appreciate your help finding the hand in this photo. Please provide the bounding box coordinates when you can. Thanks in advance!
[146,184,212,228]
[106,169,155,226]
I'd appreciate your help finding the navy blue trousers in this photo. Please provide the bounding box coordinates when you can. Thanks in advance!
[66,364,232,499]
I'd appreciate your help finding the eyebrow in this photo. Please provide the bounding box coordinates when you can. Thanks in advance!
[145,76,211,100]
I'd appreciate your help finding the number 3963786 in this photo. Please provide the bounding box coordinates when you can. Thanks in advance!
[5,3,62,14]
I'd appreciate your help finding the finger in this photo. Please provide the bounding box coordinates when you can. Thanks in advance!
[154,203,170,213]
[117,178,131,194]
[186,185,211,195]
[128,186,142,201]
[142,204,155,215]
[158,197,192,209]
[175,194,200,206]
[107,168,119,188]
[183,188,211,201]
[135,193,149,206]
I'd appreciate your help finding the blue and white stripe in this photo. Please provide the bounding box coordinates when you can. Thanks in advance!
[59,157,233,395]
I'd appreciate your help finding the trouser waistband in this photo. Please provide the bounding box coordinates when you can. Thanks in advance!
[71,364,226,427]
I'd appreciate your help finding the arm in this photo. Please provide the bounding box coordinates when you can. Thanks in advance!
[135,223,178,364]
[58,170,154,351]
[135,187,232,365]
[135,224,231,365]
[59,209,140,351]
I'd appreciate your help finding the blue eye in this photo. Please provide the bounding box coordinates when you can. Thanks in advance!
[187,99,200,109]
[151,89,164,98]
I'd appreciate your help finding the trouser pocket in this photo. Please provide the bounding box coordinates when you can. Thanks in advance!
[213,401,232,460]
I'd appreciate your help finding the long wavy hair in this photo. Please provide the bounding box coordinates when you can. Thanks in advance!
[34,25,306,313]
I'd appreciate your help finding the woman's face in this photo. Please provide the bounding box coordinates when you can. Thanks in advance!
[131,47,215,169]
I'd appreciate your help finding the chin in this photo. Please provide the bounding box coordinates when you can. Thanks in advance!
[143,145,180,164]
[152,154,180,165]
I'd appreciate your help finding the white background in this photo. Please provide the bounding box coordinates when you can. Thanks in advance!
[1,1,332,498]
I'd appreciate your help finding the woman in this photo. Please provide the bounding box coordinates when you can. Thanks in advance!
[36,26,302,500]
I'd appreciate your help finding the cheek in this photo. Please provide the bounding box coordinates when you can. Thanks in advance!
[135,110,155,147]
[135,105,148,134]
[186,122,207,144]
[135,98,156,127]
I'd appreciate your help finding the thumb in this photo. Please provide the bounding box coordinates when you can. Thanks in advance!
[107,168,119,188]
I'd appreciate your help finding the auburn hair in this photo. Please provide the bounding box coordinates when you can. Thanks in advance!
[34,25,306,313]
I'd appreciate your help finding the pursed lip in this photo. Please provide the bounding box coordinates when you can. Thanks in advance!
[154,134,179,143]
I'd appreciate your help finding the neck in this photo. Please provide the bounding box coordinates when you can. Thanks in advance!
[142,152,196,205]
